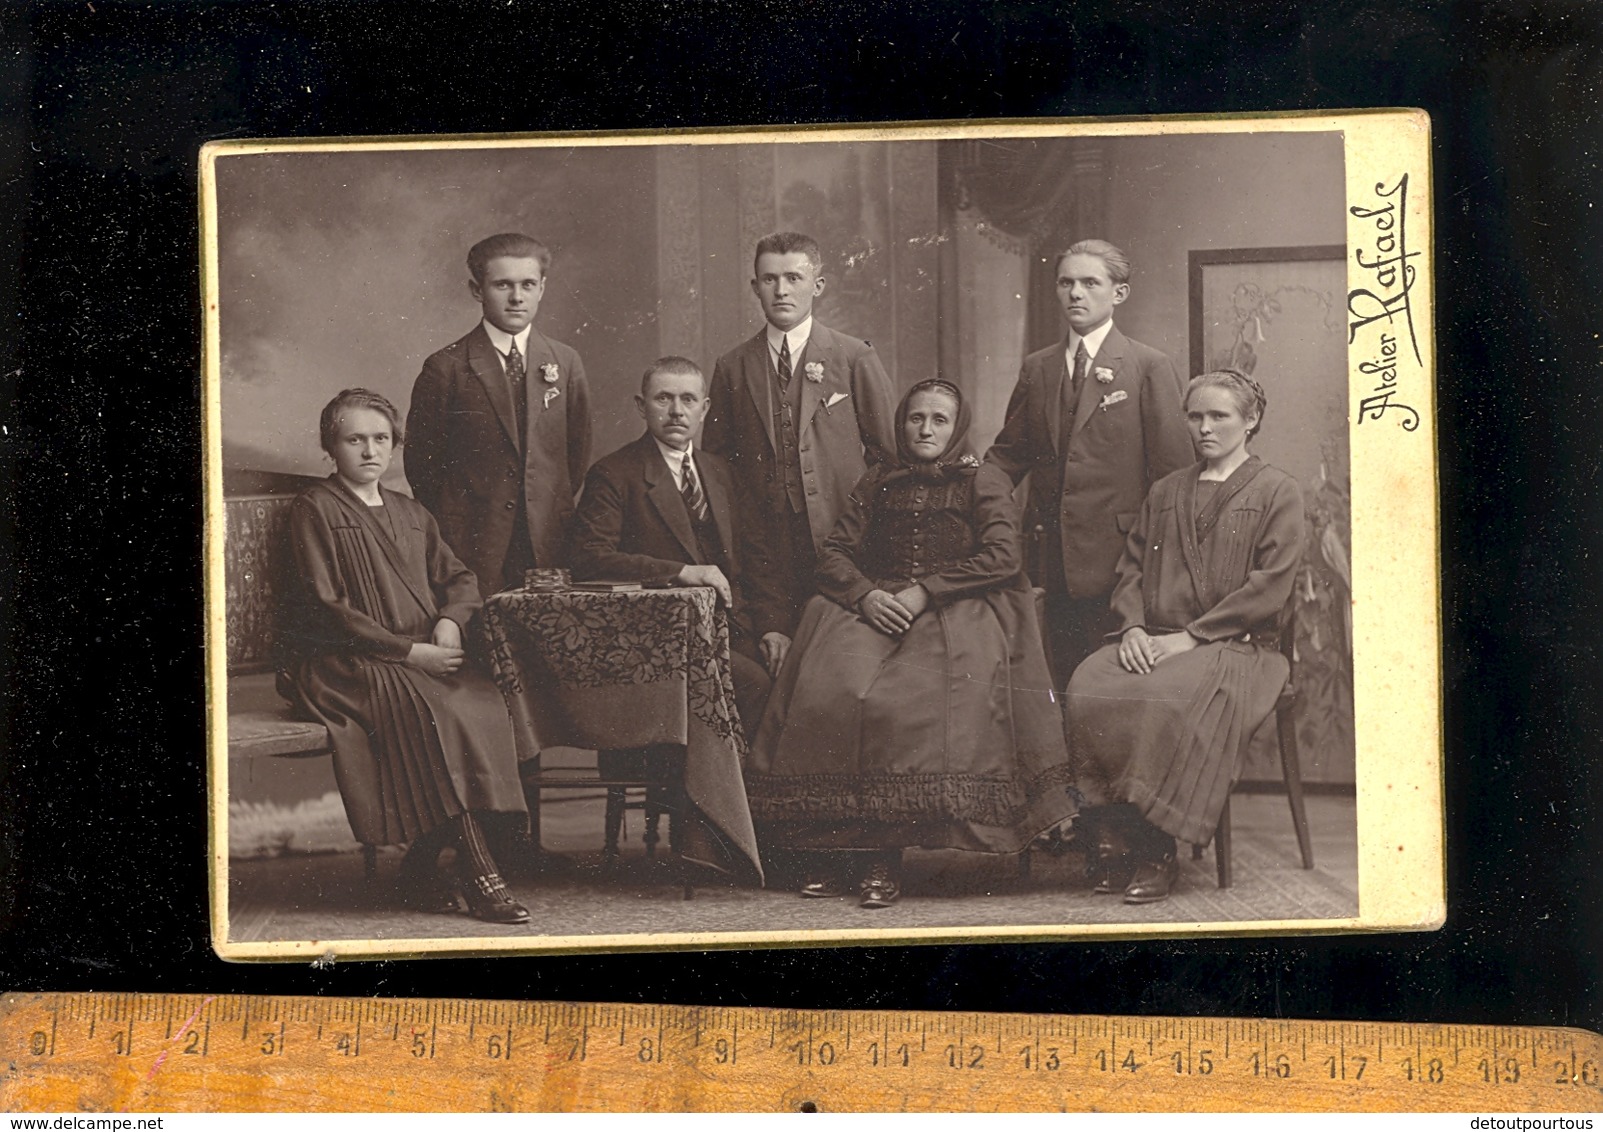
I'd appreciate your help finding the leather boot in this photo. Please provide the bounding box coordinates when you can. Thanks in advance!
[1086,809,1136,895]
[1123,821,1180,905]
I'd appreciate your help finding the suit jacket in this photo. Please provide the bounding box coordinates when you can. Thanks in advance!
[569,433,765,638]
[405,322,591,598]
[985,324,1192,600]
[701,321,895,554]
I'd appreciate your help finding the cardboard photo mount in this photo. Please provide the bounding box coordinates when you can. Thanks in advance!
[203,110,1441,959]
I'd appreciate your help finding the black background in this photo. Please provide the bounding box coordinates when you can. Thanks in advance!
[2,0,1599,1030]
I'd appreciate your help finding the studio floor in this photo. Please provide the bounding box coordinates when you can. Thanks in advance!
[225,792,1359,946]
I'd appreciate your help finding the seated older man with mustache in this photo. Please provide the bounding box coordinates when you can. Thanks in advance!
[569,355,776,734]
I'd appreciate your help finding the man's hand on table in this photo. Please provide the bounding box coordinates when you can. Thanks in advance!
[676,564,733,607]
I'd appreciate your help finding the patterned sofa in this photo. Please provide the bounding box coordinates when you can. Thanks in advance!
[221,477,332,764]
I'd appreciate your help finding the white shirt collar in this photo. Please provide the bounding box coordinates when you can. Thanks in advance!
[1067,319,1115,365]
[766,316,813,362]
[482,319,532,359]
[653,437,694,489]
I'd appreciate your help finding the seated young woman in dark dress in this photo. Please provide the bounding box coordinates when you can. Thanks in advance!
[746,379,1076,909]
[278,388,531,925]
[1064,369,1305,905]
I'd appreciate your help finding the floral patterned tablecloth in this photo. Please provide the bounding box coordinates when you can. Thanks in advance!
[481,586,761,880]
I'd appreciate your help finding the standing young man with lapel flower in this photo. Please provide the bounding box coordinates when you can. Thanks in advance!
[406,233,592,601]
[702,231,896,678]
[986,239,1193,691]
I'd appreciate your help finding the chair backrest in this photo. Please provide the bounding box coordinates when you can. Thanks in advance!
[1274,543,1310,698]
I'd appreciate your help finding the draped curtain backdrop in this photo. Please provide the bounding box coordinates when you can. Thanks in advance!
[938,138,1108,371]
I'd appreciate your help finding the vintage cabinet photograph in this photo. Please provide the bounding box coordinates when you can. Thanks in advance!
[204,113,1440,958]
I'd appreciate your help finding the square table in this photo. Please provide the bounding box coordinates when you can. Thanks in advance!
[481,585,763,882]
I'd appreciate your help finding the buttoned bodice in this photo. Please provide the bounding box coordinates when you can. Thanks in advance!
[855,475,977,586]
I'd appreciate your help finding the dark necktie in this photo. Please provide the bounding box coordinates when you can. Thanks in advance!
[776,336,793,390]
[1071,340,1090,394]
[681,455,708,522]
[506,342,528,449]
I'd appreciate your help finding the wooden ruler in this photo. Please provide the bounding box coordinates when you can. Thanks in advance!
[2,992,1599,1112]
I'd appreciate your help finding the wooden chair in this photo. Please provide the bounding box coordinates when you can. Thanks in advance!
[598,748,684,866]
[1198,598,1316,888]
[519,747,695,899]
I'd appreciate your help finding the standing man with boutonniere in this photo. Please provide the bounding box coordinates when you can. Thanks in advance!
[702,231,896,680]
[986,239,1192,692]
[405,233,592,873]
[406,233,592,602]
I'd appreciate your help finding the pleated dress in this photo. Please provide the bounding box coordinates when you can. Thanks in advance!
[278,477,526,847]
[1064,457,1304,845]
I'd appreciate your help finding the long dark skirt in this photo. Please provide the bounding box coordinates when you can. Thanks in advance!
[293,653,527,847]
[1065,639,1286,845]
[747,590,1075,854]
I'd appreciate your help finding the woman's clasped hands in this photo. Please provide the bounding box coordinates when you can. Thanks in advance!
[1117,625,1199,674]
[407,617,466,676]
[859,584,929,636]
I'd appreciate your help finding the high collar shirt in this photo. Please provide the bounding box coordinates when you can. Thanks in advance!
[653,437,697,492]
[481,320,532,366]
[765,316,813,373]
[1065,318,1116,373]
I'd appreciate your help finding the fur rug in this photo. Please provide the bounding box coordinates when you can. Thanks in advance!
[229,791,361,858]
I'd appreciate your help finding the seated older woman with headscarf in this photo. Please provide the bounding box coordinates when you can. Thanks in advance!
[745,379,1077,909]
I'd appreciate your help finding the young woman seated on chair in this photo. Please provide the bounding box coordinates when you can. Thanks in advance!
[278,388,531,925]
[1064,369,1305,905]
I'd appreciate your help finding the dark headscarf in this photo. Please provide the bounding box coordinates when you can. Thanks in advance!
[882,379,979,486]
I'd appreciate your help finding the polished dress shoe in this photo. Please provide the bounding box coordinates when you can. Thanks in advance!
[858,861,901,909]
[1090,820,1135,895]
[799,872,853,899]
[1123,853,1180,905]
[460,870,531,925]
[1091,852,1136,895]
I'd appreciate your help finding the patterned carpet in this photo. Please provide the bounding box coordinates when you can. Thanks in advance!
[225,795,1358,947]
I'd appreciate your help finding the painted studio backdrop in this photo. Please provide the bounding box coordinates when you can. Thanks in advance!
[217,130,1353,865]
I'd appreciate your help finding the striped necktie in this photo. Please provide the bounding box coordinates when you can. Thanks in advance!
[1071,340,1090,393]
[681,455,708,522]
[776,335,793,389]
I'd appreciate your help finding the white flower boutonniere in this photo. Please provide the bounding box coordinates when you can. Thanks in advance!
[804,361,825,383]
[1094,366,1115,385]
[1099,389,1128,412]
[543,387,562,409]
[539,363,560,384]
[957,453,981,468]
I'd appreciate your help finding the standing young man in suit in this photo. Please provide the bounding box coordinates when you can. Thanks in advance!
[702,232,896,676]
[986,239,1193,691]
[406,233,591,600]
[570,356,773,731]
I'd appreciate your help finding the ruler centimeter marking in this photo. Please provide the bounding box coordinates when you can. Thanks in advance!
[1,992,1599,1112]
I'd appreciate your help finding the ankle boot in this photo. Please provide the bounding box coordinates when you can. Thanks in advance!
[459,867,531,925]
[1084,810,1136,895]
